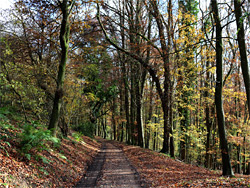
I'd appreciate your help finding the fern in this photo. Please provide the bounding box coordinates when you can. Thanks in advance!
[0,107,10,120]
[0,121,12,157]
[19,122,60,159]
[0,144,10,157]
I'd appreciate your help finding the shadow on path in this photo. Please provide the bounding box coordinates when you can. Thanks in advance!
[75,139,145,188]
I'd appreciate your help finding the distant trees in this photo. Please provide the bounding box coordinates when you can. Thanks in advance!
[96,0,250,174]
[97,0,175,156]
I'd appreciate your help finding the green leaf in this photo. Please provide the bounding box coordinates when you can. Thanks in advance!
[41,156,52,164]
[25,153,31,160]
[59,153,67,160]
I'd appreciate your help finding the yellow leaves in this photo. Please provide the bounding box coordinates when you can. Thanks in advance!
[5,49,13,55]
[208,66,216,74]
[223,88,245,101]
[178,10,197,23]
[183,13,192,20]
[86,92,97,101]
[184,104,196,111]
[181,138,188,143]
[232,91,246,99]
[177,10,183,20]
[182,85,194,93]
[84,23,91,29]
[152,114,159,118]
[197,32,205,40]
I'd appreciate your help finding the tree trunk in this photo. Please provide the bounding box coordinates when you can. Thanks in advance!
[48,0,72,136]
[104,114,107,139]
[243,136,246,174]
[135,67,146,147]
[112,98,117,140]
[145,81,154,149]
[123,65,130,143]
[169,88,174,157]
[211,0,233,176]
[136,90,144,147]
[130,62,136,144]
[153,106,159,151]
[235,66,241,174]
[120,89,124,142]
[205,59,212,168]
[234,0,250,118]
[150,0,174,157]
[236,132,241,174]
[119,0,130,144]
[145,10,153,149]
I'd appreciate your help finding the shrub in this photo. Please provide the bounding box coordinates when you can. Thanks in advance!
[18,122,60,159]
[0,107,10,120]
[72,132,83,142]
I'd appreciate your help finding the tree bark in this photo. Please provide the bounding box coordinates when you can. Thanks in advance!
[145,80,154,149]
[112,98,117,140]
[135,68,146,147]
[205,57,212,168]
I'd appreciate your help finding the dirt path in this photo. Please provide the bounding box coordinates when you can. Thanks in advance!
[75,139,145,188]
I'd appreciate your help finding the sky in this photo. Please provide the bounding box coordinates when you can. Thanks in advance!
[0,0,13,9]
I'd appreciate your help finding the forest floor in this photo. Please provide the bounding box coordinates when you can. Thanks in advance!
[114,141,250,187]
[1,120,250,188]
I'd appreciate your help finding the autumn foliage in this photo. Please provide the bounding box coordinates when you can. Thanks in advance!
[1,0,250,186]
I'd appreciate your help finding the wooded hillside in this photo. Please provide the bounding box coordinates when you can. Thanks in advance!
[1,0,250,185]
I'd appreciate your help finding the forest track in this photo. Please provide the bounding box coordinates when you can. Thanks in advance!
[75,139,145,188]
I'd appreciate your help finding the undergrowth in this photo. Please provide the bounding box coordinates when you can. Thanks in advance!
[0,119,15,157]
[18,122,60,160]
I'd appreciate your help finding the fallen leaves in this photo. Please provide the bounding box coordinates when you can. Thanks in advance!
[0,125,101,188]
[117,144,250,187]
[1,127,250,188]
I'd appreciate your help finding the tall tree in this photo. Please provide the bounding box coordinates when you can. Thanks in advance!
[48,0,74,135]
[149,0,174,155]
[178,0,199,161]
[211,0,233,176]
[234,0,250,118]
